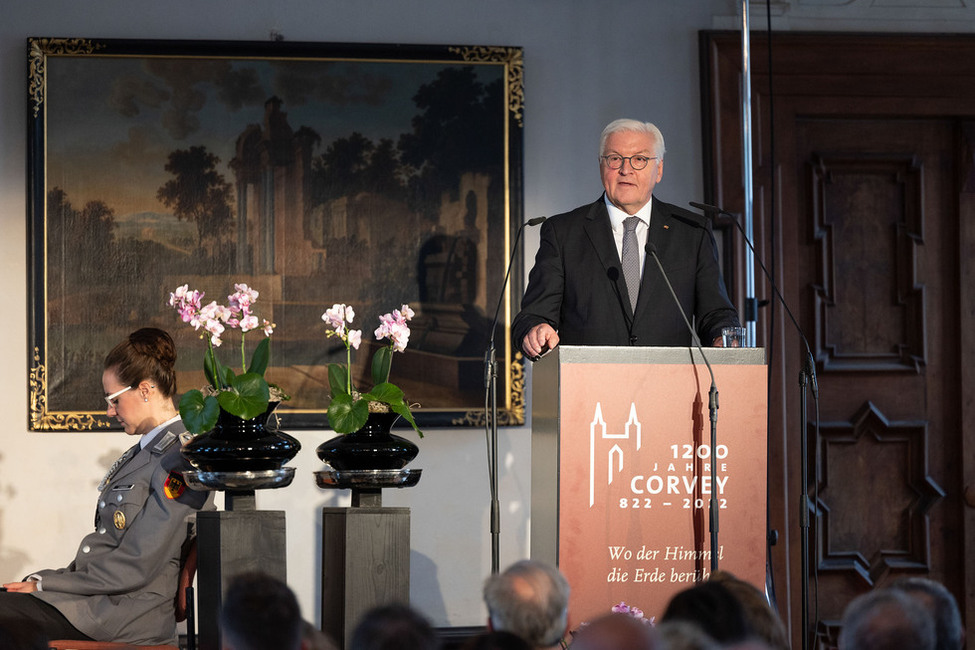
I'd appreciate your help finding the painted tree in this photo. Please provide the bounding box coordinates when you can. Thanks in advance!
[157,146,234,250]
[397,66,503,219]
[47,187,116,281]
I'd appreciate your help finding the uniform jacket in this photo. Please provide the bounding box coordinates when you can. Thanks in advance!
[512,196,740,349]
[31,420,213,645]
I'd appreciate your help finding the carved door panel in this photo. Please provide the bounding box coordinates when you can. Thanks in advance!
[701,33,975,650]
[796,118,959,648]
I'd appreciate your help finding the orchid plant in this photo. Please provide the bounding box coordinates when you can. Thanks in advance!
[566,601,654,647]
[322,303,422,437]
[169,283,287,434]
[611,602,654,626]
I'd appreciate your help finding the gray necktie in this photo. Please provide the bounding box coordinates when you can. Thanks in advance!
[621,216,642,311]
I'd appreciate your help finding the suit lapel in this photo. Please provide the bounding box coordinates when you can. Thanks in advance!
[636,197,671,321]
[583,199,634,324]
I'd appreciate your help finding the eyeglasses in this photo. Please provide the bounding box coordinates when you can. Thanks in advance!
[600,154,659,170]
[105,385,133,409]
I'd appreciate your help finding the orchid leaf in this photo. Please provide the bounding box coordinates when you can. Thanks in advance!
[365,382,404,405]
[248,337,270,377]
[327,392,369,434]
[328,364,350,397]
[371,346,393,387]
[220,365,236,388]
[179,390,220,434]
[203,350,225,389]
[216,372,270,421]
[390,400,423,438]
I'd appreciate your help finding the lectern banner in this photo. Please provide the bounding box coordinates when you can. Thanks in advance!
[556,360,767,625]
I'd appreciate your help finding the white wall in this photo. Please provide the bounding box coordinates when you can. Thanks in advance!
[5,0,975,633]
[0,0,732,628]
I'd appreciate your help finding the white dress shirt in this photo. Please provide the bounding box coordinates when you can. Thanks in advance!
[604,194,654,273]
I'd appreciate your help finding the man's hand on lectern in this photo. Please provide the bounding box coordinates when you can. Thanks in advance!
[522,323,559,361]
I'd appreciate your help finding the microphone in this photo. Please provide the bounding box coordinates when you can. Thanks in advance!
[645,241,714,384]
[688,201,818,399]
[690,199,823,645]
[688,200,720,214]
[645,241,721,571]
[488,216,547,351]
[646,243,702,348]
[484,215,546,575]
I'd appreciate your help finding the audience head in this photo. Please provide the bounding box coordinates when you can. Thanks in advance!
[350,603,439,650]
[301,620,339,650]
[220,572,303,650]
[462,630,534,650]
[483,559,570,649]
[661,581,752,645]
[724,642,775,650]
[655,621,719,650]
[838,587,935,650]
[568,612,658,650]
[890,577,963,650]
[708,571,789,650]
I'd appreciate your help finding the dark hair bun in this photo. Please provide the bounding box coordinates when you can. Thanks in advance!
[129,328,177,370]
[104,327,178,397]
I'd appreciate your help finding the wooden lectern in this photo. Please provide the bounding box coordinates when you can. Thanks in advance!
[531,345,767,625]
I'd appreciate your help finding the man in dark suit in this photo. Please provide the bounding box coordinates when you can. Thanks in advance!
[513,118,739,358]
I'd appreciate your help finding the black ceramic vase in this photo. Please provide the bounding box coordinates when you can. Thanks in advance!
[317,410,419,471]
[181,402,301,472]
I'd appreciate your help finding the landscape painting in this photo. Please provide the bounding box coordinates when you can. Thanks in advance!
[27,38,525,431]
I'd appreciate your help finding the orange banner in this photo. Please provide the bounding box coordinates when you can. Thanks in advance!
[556,361,767,626]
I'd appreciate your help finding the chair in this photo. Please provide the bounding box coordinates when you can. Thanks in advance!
[49,536,198,650]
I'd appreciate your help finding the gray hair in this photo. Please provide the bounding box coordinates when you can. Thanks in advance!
[599,119,666,160]
[483,559,570,648]
[655,621,720,650]
[838,588,936,650]
[890,577,963,650]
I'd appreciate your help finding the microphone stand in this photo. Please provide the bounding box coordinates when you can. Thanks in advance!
[646,244,721,572]
[484,216,546,575]
[690,201,820,650]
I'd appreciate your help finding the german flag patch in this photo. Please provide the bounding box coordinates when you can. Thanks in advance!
[164,471,186,500]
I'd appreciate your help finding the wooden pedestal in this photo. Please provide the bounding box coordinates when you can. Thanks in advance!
[196,493,288,650]
[321,505,410,649]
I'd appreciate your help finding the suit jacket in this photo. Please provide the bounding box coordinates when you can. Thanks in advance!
[31,420,214,645]
[512,196,740,349]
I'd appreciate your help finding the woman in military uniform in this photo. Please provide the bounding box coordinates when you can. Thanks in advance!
[0,327,214,645]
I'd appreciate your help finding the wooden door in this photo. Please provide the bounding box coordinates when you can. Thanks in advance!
[702,33,975,650]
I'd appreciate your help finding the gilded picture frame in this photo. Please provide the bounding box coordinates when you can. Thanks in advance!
[27,37,525,431]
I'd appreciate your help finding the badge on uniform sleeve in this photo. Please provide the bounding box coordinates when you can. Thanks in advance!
[164,471,186,500]
[114,510,126,530]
